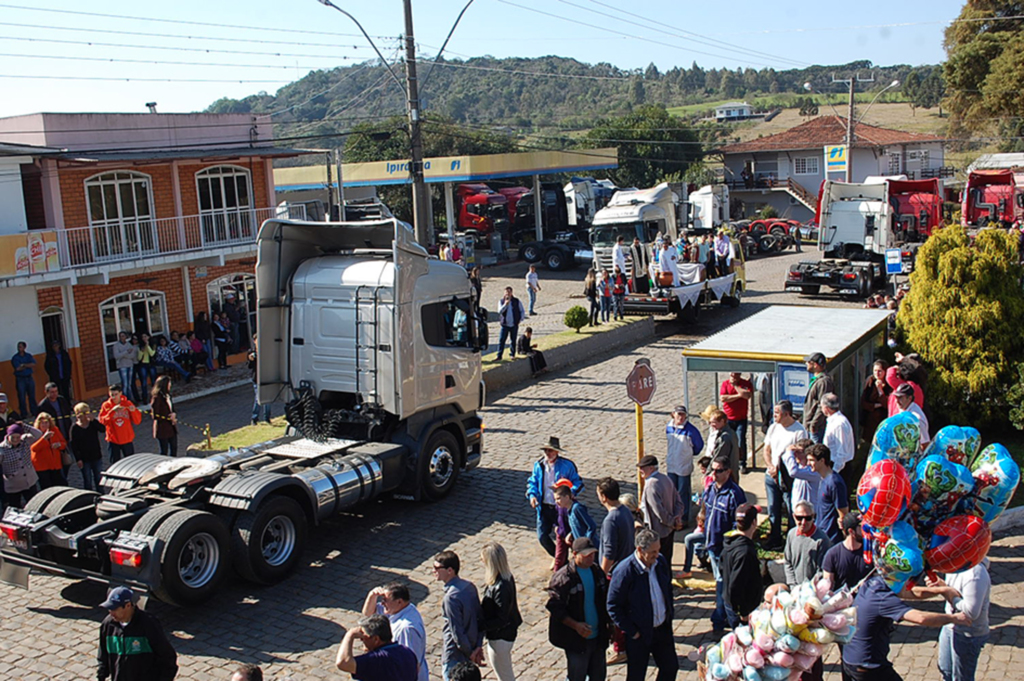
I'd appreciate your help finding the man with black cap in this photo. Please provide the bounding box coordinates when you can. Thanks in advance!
[546,537,611,681]
[97,586,178,681]
[803,352,835,444]
[527,437,584,557]
[722,503,764,625]
[637,455,684,566]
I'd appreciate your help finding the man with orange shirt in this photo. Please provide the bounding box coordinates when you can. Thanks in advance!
[98,384,141,463]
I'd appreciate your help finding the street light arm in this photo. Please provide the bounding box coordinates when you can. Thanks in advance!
[316,0,407,92]
[803,82,844,120]
[857,80,900,125]
[420,0,476,91]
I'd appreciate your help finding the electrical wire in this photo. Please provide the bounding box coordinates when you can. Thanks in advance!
[0,3,394,39]
[0,52,362,72]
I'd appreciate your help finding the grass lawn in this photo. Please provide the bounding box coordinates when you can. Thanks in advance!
[195,416,289,453]
[481,317,639,367]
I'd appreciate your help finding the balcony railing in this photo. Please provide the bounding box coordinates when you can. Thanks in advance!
[919,166,956,179]
[59,205,306,269]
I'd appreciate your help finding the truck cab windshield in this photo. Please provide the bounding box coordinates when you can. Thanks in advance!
[591,223,642,247]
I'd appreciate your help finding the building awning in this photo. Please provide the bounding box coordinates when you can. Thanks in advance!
[683,306,891,371]
[55,146,319,164]
[274,147,619,190]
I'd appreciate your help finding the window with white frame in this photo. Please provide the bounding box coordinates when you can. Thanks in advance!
[793,157,819,175]
[888,153,902,174]
[85,171,156,261]
[196,166,254,245]
[100,290,168,376]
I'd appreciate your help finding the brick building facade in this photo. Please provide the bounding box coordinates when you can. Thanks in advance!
[0,113,313,401]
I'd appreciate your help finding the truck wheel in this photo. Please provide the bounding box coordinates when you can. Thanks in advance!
[420,429,461,501]
[230,496,308,585]
[800,285,820,296]
[152,510,230,606]
[518,242,541,263]
[676,301,700,323]
[43,489,99,525]
[132,505,184,537]
[544,247,567,271]
[23,486,77,515]
[770,225,786,236]
[722,285,743,308]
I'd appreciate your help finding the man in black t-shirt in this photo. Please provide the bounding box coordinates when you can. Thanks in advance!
[822,512,870,591]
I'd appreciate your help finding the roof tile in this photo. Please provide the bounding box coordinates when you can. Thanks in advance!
[719,115,944,154]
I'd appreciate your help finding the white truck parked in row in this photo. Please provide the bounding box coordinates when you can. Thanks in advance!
[0,218,486,606]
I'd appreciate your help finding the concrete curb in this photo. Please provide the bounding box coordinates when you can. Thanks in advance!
[991,505,1024,533]
[173,379,250,405]
[483,317,657,393]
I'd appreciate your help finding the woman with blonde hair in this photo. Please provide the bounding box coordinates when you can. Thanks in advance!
[31,412,67,488]
[479,541,522,681]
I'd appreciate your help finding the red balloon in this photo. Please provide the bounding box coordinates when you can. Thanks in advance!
[858,459,912,528]
[925,515,992,574]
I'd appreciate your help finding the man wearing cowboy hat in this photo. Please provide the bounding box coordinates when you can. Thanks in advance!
[527,437,583,557]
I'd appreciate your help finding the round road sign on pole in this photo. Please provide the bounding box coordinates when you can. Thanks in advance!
[626,358,657,406]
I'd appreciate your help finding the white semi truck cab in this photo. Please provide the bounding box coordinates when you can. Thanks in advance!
[0,218,486,607]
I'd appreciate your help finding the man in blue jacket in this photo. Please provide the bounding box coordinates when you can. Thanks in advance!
[703,455,747,635]
[607,528,678,681]
[554,484,599,552]
[527,437,584,557]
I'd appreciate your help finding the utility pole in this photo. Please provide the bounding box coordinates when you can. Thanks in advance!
[403,0,432,246]
[832,73,874,182]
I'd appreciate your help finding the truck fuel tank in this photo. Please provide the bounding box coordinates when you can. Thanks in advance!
[289,441,408,521]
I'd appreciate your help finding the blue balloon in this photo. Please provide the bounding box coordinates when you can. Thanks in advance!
[874,519,924,593]
[869,412,923,471]
[923,426,982,467]
[968,444,1022,523]
[915,455,974,507]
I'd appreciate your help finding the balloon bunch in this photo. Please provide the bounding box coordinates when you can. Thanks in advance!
[857,415,1020,592]
[700,576,855,681]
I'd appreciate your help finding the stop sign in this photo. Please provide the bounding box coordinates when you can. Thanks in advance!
[626,359,657,406]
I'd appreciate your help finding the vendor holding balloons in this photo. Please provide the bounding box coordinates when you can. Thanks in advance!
[893,383,930,449]
[841,573,971,681]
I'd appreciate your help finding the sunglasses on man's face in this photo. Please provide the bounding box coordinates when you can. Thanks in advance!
[794,515,815,522]
[712,468,728,475]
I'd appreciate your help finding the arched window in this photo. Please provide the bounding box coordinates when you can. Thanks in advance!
[196,166,254,245]
[100,290,168,375]
[84,171,156,260]
[207,273,255,352]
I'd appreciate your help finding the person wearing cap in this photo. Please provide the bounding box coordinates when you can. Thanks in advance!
[719,372,753,473]
[97,586,178,681]
[722,503,764,624]
[894,382,930,448]
[822,512,870,591]
[546,536,611,681]
[526,437,583,557]
[606,527,677,681]
[554,483,600,554]
[637,455,684,566]
[802,352,835,444]
[885,352,925,418]
[1,421,42,508]
[0,392,22,432]
[665,404,703,528]
[703,455,747,635]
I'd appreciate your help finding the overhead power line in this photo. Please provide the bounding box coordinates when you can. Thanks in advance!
[0,52,362,71]
[0,3,394,39]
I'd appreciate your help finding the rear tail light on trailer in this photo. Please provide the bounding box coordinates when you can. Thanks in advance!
[841,273,857,281]
[110,547,143,568]
[0,523,26,548]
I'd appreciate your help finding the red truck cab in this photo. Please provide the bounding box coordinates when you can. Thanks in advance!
[961,169,1024,227]
[888,178,943,242]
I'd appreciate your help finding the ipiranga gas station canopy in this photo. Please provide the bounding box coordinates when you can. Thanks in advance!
[274,147,618,191]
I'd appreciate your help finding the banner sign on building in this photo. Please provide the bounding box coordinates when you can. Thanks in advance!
[824,145,848,173]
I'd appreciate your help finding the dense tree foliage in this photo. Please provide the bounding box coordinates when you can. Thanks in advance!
[902,66,945,114]
[581,105,702,188]
[943,1,1024,147]
[206,56,919,138]
[898,227,1024,429]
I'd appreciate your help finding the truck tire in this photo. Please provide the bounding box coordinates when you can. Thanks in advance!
[518,242,542,263]
[676,301,700,323]
[721,284,743,308]
[544,246,567,271]
[132,505,185,537]
[770,225,786,236]
[420,429,461,501]
[230,496,307,585]
[152,509,230,606]
[23,486,76,515]
[43,489,99,524]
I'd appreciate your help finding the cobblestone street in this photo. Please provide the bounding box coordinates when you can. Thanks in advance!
[2,250,1020,680]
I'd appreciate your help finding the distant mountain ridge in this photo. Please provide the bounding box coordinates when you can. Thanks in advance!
[205,55,937,140]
